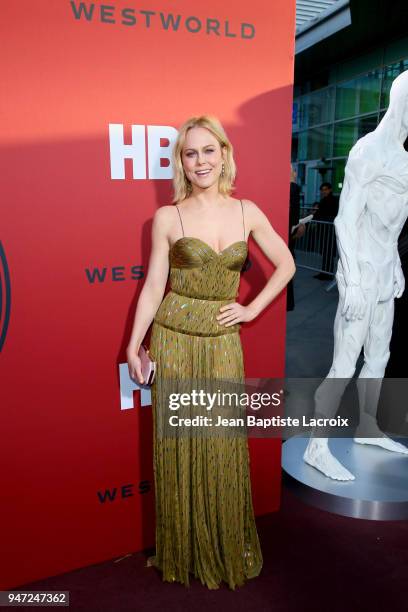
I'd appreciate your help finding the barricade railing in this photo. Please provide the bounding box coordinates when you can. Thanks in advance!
[293,219,338,279]
[299,205,317,218]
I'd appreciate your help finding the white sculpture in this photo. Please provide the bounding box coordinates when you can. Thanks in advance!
[303,70,408,481]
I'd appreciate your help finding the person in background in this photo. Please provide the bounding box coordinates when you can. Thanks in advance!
[312,182,339,280]
[313,182,339,222]
[287,164,305,310]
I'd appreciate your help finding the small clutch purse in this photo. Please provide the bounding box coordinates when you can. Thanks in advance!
[137,343,156,385]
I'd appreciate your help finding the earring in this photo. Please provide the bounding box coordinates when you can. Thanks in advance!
[221,163,225,177]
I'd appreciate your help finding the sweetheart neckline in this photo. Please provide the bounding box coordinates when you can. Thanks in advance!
[170,236,248,257]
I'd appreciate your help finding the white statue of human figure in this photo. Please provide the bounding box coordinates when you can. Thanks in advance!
[303,70,408,481]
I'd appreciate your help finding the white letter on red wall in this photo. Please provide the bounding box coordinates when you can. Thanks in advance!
[109,124,146,179]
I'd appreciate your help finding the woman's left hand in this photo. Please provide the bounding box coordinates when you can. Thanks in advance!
[216,302,257,326]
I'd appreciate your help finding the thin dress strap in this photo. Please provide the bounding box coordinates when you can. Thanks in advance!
[175,204,185,237]
[240,199,246,241]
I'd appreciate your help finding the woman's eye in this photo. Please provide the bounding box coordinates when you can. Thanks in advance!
[186,152,195,157]
[206,149,215,153]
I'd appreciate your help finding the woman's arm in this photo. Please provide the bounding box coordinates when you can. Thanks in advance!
[126,206,171,358]
[217,199,296,327]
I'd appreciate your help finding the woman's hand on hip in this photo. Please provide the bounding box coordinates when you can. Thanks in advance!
[216,302,257,326]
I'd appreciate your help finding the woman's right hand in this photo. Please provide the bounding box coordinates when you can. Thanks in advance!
[127,350,144,384]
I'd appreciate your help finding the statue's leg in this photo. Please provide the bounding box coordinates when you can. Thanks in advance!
[303,280,373,480]
[314,275,374,416]
[354,298,408,453]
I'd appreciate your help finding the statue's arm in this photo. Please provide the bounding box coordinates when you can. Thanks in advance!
[393,249,405,298]
[334,147,375,284]
[334,143,379,320]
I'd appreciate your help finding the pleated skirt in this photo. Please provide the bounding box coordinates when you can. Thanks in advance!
[148,320,263,590]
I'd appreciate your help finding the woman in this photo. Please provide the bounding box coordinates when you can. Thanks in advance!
[127,115,295,590]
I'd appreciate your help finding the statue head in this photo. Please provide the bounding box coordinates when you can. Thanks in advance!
[389,69,408,102]
[380,70,408,143]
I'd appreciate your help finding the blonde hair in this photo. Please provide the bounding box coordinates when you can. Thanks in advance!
[171,115,236,203]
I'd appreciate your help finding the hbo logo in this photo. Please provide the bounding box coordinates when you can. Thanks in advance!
[109,124,178,180]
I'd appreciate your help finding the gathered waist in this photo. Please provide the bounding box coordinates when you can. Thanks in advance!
[153,290,240,336]
[171,288,236,301]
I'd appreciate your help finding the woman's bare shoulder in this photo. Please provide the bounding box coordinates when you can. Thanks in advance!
[241,198,263,218]
[239,198,266,229]
[152,204,178,223]
[151,205,178,238]
[240,198,260,211]
[153,204,177,216]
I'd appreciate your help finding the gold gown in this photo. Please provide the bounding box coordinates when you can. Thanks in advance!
[148,201,263,590]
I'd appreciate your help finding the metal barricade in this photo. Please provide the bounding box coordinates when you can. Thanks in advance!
[294,219,338,281]
[299,205,317,218]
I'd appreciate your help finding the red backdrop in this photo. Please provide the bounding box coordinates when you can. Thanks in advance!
[0,0,295,589]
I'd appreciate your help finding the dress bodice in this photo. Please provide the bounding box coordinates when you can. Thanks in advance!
[153,237,248,337]
[169,237,248,299]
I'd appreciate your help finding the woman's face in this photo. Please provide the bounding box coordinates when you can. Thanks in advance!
[181,126,225,192]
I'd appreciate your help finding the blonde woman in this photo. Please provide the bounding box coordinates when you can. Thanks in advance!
[127,116,295,590]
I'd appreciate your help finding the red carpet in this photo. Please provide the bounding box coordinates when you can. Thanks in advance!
[18,487,408,611]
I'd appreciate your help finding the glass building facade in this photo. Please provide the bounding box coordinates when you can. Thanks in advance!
[292,37,408,206]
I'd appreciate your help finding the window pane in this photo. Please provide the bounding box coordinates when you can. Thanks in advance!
[292,99,300,132]
[335,71,381,120]
[298,88,334,129]
[298,131,308,161]
[381,59,408,108]
[299,95,310,129]
[333,114,378,157]
[308,125,333,158]
[297,125,333,161]
[305,166,319,205]
[331,159,347,194]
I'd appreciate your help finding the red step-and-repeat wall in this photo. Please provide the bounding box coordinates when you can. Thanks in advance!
[1,0,295,589]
